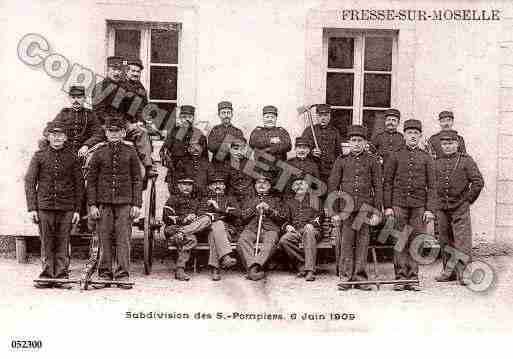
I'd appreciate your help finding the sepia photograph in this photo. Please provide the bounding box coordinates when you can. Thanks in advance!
[1,0,512,355]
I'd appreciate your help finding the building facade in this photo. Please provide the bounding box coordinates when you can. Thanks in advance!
[0,0,509,242]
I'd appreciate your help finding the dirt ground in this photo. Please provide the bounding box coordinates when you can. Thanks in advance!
[1,253,512,339]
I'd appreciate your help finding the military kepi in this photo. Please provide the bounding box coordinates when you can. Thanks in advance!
[180,105,195,116]
[295,136,312,148]
[263,105,278,116]
[384,108,401,119]
[439,129,459,141]
[218,101,233,111]
[69,85,85,97]
[127,58,144,70]
[439,111,454,120]
[47,121,66,133]
[404,119,422,132]
[106,56,124,68]
[347,125,368,139]
[105,114,127,131]
[316,104,331,114]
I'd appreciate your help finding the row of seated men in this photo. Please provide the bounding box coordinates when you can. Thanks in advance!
[160,104,484,291]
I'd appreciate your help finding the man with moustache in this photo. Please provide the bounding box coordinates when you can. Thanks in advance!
[428,111,467,159]
[92,56,125,124]
[433,130,483,285]
[279,174,322,281]
[208,101,245,164]
[161,105,208,193]
[238,174,287,281]
[249,105,292,163]
[383,119,437,291]
[301,104,341,184]
[370,108,405,164]
[284,137,320,196]
[43,85,104,158]
[173,135,211,197]
[328,125,382,291]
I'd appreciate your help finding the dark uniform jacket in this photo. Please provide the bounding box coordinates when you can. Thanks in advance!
[249,126,291,162]
[47,108,105,154]
[197,192,241,223]
[172,156,211,196]
[302,124,341,179]
[428,132,467,159]
[25,147,84,212]
[92,78,122,124]
[434,153,484,210]
[162,193,199,226]
[207,123,244,161]
[384,146,437,211]
[241,193,286,232]
[162,126,207,164]
[328,151,383,211]
[219,159,255,201]
[87,141,142,207]
[370,130,405,164]
[118,79,148,124]
[283,193,321,230]
[286,157,320,179]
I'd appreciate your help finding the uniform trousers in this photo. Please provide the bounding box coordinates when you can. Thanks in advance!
[392,206,425,280]
[97,204,131,279]
[164,215,211,268]
[279,225,319,272]
[437,201,472,279]
[38,210,73,278]
[338,211,370,281]
[207,220,236,268]
[237,229,278,269]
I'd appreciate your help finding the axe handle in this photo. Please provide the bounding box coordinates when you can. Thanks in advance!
[306,109,320,152]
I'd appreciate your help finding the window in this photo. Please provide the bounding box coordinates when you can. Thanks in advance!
[107,21,181,130]
[324,30,397,139]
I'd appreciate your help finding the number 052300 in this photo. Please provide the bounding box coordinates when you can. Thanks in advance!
[11,340,42,349]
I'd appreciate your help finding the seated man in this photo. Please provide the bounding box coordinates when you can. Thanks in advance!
[237,174,286,281]
[197,173,240,281]
[162,177,200,281]
[279,175,321,281]
[284,136,320,196]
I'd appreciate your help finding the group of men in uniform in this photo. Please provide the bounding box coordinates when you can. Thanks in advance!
[25,55,155,289]
[24,53,484,289]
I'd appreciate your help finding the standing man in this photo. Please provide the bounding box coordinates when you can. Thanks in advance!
[208,101,245,163]
[279,175,322,281]
[249,105,292,162]
[46,85,104,157]
[238,174,287,281]
[428,111,467,159]
[383,119,437,291]
[25,121,83,288]
[370,108,405,165]
[87,114,142,289]
[301,104,341,185]
[328,125,382,291]
[161,105,207,192]
[434,130,483,285]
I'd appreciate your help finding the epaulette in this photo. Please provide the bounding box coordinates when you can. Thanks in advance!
[255,126,264,130]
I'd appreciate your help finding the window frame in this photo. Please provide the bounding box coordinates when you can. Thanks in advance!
[106,21,182,124]
[322,29,399,125]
